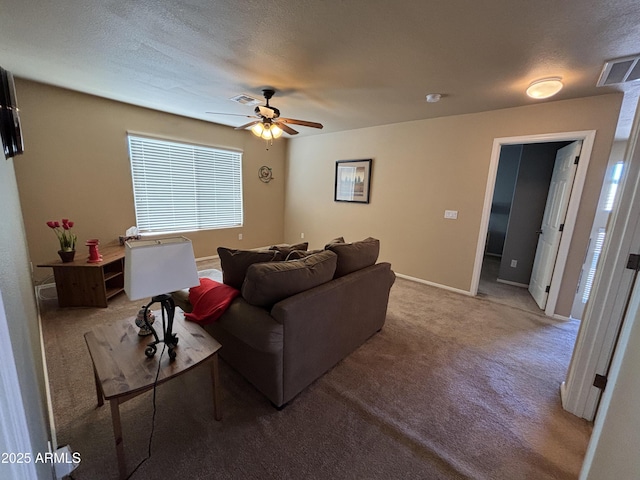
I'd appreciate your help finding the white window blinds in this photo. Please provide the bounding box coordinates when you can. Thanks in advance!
[128,135,243,234]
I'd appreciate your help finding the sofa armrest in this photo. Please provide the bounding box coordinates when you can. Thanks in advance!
[270,262,395,404]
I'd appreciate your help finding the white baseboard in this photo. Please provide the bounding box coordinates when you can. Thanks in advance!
[552,313,571,321]
[395,273,473,296]
[560,381,568,409]
[36,282,56,292]
[196,254,220,262]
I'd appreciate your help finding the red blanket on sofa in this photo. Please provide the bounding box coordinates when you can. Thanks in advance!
[184,278,240,325]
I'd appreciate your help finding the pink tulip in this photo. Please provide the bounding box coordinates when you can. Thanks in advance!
[68,221,74,228]
[46,221,56,228]
[54,221,60,228]
[63,223,69,230]
[62,218,69,224]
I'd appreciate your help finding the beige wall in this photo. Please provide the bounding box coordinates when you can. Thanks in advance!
[285,94,622,317]
[13,79,287,283]
[0,151,51,478]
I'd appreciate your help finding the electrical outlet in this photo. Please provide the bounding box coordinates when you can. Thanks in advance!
[301,232,305,239]
[238,233,243,240]
[511,259,517,268]
[444,210,458,219]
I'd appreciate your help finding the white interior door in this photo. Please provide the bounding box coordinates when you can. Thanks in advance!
[529,141,583,309]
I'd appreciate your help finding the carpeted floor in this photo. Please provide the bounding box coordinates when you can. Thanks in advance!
[39,260,591,479]
[477,255,542,315]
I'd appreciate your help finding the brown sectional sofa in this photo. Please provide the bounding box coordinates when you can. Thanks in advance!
[175,238,396,408]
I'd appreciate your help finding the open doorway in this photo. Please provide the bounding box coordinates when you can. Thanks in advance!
[478,141,572,313]
[471,131,597,318]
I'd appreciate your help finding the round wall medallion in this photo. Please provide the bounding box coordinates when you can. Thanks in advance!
[258,166,273,183]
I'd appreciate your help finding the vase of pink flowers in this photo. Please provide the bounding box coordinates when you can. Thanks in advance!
[47,218,78,262]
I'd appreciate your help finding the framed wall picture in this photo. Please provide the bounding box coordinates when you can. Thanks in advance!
[334,159,372,203]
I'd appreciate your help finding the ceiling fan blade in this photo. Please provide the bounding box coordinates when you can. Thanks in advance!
[274,121,298,135]
[279,117,323,129]
[206,112,259,119]
[235,120,260,130]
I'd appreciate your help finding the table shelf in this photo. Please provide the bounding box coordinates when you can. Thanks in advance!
[104,271,123,282]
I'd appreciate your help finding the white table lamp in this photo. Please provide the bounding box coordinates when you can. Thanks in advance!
[124,237,199,360]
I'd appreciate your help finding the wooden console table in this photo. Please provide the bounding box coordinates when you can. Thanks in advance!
[38,244,125,308]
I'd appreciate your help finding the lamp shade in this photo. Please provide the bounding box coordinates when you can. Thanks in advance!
[270,124,283,139]
[251,123,264,137]
[124,237,199,301]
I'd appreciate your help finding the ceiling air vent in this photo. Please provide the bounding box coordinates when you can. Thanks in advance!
[229,94,261,106]
[597,55,640,86]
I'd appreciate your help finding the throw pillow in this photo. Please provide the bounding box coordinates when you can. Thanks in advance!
[269,242,309,255]
[217,247,283,289]
[284,249,323,260]
[326,237,380,278]
[324,236,345,249]
[242,250,337,308]
[185,278,240,325]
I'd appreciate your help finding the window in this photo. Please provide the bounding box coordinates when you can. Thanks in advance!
[603,161,624,212]
[581,228,606,304]
[128,135,243,234]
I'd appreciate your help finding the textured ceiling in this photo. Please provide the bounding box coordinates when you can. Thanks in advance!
[1,0,640,139]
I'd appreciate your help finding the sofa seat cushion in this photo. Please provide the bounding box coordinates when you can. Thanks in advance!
[215,298,283,354]
[217,247,283,289]
[241,250,338,308]
[326,237,380,277]
[184,278,240,325]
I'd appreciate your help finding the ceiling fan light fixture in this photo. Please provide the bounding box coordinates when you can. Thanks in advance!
[251,123,265,137]
[270,124,283,139]
[526,77,563,99]
[253,121,283,140]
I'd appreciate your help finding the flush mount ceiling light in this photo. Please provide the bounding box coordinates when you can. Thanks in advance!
[526,77,563,99]
[425,93,442,103]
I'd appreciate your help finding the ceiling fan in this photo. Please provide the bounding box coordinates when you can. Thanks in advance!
[207,89,323,140]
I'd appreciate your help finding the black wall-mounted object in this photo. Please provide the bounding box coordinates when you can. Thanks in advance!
[0,66,24,159]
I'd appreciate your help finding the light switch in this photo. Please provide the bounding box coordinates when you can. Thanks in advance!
[444,210,458,219]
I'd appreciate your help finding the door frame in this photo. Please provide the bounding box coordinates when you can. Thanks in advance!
[562,109,640,421]
[471,130,596,317]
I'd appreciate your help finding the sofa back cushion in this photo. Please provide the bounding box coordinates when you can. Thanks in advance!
[326,237,380,278]
[242,250,337,308]
[217,247,283,289]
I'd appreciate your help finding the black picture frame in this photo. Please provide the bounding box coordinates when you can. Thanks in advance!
[334,159,372,203]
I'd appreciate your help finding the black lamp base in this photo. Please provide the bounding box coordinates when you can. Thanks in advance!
[141,294,178,361]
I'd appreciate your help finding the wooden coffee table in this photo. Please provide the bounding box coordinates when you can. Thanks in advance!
[84,312,222,479]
